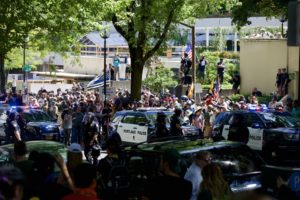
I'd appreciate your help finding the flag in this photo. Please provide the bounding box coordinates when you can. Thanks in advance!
[209,81,214,93]
[188,82,194,98]
[213,78,220,100]
[185,44,192,59]
[87,73,110,90]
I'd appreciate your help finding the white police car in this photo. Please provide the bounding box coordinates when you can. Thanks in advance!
[111,108,201,144]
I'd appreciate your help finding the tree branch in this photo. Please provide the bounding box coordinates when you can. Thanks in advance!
[112,14,128,41]
[143,8,175,63]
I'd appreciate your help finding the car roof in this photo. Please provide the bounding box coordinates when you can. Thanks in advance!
[126,138,244,155]
[0,140,67,160]
[116,109,173,115]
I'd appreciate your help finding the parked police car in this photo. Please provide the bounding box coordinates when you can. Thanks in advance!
[0,106,60,143]
[124,138,265,199]
[213,110,300,162]
[110,108,201,144]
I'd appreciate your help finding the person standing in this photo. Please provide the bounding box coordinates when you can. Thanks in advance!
[113,54,121,81]
[125,55,131,80]
[228,113,249,144]
[62,109,73,145]
[198,163,231,200]
[12,75,17,93]
[184,151,212,200]
[142,149,192,200]
[231,71,240,94]
[281,68,289,95]
[275,68,282,96]
[198,56,208,82]
[6,112,22,143]
[170,108,183,136]
[217,58,225,84]
[181,53,192,76]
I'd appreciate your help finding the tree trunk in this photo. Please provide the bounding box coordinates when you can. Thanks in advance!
[0,54,6,93]
[130,60,144,101]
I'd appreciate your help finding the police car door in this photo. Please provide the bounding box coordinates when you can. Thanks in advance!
[117,113,148,143]
[245,113,264,151]
[117,113,137,143]
[133,113,149,143]
[221,113,232,139]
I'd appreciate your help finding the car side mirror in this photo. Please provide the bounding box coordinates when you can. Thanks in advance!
[251,123,263,129]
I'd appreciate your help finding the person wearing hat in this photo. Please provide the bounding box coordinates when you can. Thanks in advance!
[67,143,83,179]
[192,107,204,133]
[142,149,192,200]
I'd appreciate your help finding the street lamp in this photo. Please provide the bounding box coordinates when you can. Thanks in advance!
[279,15,286,37]
[100,22,110,104]
[23,36,29,96]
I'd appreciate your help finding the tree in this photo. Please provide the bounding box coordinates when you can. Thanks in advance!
[100,0,224,100]
[0,0,102,92]
[231,0,288,28]
[144,66,177,94]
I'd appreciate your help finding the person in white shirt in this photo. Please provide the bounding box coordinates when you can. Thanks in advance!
[184,151,212,200]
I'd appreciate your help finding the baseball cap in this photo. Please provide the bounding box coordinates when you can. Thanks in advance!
[68,143,82,153]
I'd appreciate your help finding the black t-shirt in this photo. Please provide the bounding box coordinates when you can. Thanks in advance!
[170,115,182,136]
[143,175,192,200]
[217,61,225,74]
[228,125,249,144]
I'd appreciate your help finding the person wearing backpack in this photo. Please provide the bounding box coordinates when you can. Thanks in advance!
[97,138,129,200]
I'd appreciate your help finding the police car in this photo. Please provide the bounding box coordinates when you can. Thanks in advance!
[213,109,300,162]
[110,108,201,144]
[0,106,60,143]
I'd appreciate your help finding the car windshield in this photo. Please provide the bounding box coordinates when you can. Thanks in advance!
[146,112,173,125]
[259,113,295,128]
[209,145,263,176]
[24,111,52,122]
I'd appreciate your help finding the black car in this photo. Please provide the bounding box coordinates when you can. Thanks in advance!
[0,107,60,143]
[213,110,300,163]
[110,108,201,144]
[123,138,265,199]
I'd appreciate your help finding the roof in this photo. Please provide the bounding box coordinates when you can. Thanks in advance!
[31,71,95,79]
[85,31,128,46]
[43,53,64,66]
[195,17,287,29]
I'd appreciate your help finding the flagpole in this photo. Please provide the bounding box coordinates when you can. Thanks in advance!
[180,22,196,99]
[192,26,196,99]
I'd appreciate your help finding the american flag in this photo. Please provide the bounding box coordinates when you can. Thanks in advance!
[185,44,192,59]
[213,78,220,100]
[87,72,110,90]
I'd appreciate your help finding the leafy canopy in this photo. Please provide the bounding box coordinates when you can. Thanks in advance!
[144,66,177,94]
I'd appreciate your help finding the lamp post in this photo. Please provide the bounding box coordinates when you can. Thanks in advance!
[23,36,29,96]
[100,23,110,105]
[279,15,286,37]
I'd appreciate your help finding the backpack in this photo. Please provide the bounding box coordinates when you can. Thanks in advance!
[105,157,130,198]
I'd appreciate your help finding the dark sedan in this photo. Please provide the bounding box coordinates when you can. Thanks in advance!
[0,107,61,143]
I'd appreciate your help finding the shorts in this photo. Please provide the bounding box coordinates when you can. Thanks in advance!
[126,66,132,73]
[114,67,119,73]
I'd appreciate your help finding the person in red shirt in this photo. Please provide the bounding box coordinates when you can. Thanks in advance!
[62,163,99,200]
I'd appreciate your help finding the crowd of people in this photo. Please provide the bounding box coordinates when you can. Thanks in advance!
[1,81,300,199]
[1,80,300,145]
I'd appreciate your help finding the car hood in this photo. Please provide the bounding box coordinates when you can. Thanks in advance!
[268,127,300,134]
[27,121,59,127]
